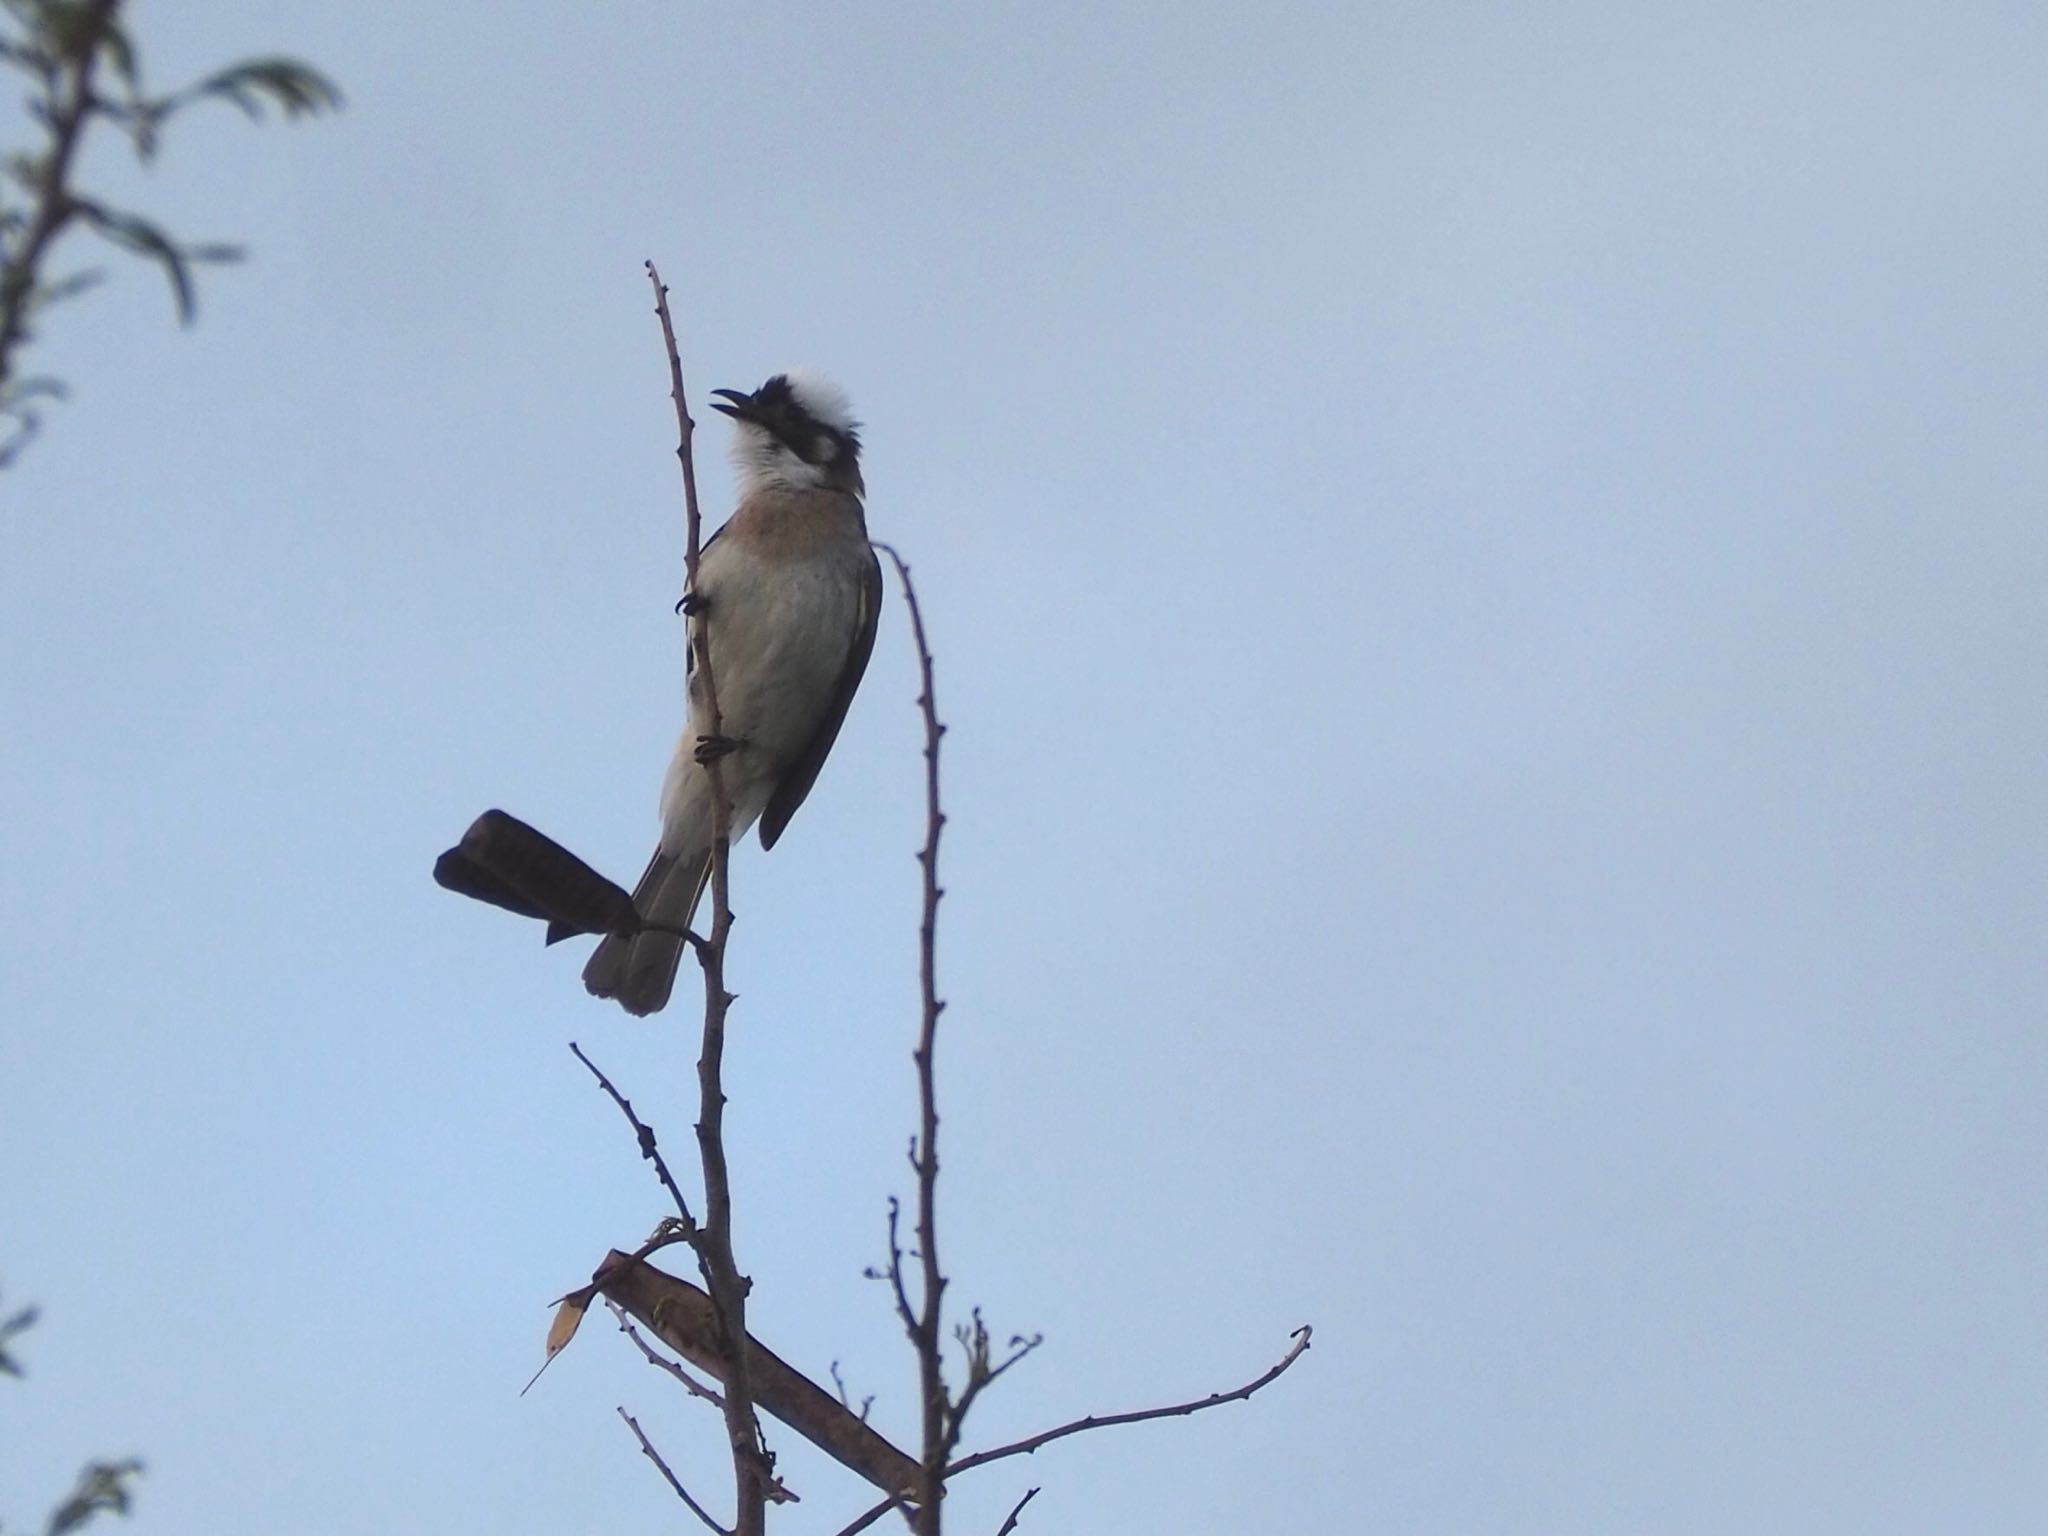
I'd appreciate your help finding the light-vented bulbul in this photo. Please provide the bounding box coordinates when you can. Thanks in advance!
[584,368,881,1015]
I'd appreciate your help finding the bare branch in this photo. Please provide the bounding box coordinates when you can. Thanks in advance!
[827,1493,906,1536]
[951,1326,1313,1476]
[645,259,769,1536]
[877,1195,915,1331]
[870,541,952,1531]
[618,1406,731,1536]
[944,1313,1043,1459]
[830,1359,875,1424]
[830,1329,1310,1536]
[608,1300,727,1411]
[570,1040,698,1230]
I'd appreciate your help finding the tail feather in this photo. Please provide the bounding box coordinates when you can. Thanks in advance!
[583,846,712,1016]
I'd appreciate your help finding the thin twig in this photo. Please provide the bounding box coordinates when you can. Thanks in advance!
[608,1300,728,1410]
[951,1326,1314,1475]
[994,1487,1040,1536]
[619,1406,732,1536]
[570,1040,698,1229]
[645,259,768,1536]
[829,1359,875,1424]
[828,1328,1311,1536]
[880,1195,916,1330]
[826,1493,905,1536]
[945,1319,1043,1459]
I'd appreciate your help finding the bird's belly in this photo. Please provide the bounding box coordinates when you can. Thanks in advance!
[692,551,857,763]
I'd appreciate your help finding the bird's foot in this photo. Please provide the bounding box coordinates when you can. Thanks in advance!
[694,732,748,765]
[675,591,710,617]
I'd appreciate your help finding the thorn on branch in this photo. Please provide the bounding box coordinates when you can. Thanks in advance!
[995,1486,1041,1536]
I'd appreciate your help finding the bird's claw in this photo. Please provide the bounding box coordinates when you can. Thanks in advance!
[675,591,709,617]
[694,733,747,765]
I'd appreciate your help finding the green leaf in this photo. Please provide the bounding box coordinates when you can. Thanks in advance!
[95,11,136,94]
[0,1299,37,1376]
[69,197,197,323]
[0,36,52,72]
[37,1,119,65]
[45,1457,143,1536]
[25,264,103,310]
[191,56,341,121]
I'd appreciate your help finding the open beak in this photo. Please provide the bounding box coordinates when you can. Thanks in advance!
[707,387,758,423]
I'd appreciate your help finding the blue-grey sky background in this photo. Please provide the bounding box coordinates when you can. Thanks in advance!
[5,2,2045,1531]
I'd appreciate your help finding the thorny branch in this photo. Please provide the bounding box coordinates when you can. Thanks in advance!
[645,259,771,1536]
[870,543,951,1532]
[570,1040,698,1231]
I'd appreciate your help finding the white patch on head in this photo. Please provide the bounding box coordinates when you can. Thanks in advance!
[780,366,856,433]
[729,421,831,493]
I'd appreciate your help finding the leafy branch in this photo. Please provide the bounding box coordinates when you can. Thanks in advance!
[0,0,340,466]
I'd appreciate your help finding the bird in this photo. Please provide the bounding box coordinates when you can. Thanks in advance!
[583,367,883,1016]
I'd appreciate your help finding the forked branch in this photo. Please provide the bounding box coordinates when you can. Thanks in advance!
[952,1325,1313,1475]
[826,1327,1313,1536]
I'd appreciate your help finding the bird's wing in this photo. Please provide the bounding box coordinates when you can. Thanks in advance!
[759,541,884,849]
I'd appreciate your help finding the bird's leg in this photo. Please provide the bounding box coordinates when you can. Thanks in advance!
[694,732,749,765]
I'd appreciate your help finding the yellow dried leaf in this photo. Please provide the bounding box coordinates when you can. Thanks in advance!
[547,1291,591,1357]
[521,1287,595,1396]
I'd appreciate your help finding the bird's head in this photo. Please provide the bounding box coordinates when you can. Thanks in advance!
[709,368,864,497]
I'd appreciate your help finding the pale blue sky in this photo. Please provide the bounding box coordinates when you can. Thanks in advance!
[6,3,2046,1532]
